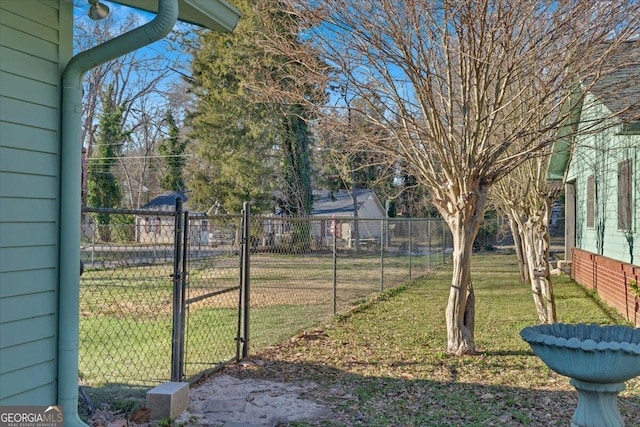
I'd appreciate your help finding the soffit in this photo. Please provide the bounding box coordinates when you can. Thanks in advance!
[109,0,240,32]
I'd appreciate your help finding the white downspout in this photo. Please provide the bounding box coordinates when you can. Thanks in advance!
[58,1,178,424]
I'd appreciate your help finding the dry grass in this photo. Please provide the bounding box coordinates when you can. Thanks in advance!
[211,252,640,426]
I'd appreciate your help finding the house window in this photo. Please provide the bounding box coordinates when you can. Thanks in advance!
[618,159,632,230]
[586,175,595,228]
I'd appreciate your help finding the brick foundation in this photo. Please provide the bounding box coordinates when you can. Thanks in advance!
[571,248,640,326]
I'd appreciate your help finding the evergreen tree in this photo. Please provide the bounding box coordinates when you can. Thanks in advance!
[186,0,323,214]
[87,85,128,241]
[158,112,187,191]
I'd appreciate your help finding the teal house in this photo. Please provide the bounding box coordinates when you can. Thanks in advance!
[549,49,640,323]
[0,0,239,423]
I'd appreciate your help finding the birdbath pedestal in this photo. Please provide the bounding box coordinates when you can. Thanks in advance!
[520,323,640,427]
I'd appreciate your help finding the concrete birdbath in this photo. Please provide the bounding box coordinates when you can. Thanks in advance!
[520,323,640,427]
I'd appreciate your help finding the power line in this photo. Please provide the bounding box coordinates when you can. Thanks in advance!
[86,154,193,160]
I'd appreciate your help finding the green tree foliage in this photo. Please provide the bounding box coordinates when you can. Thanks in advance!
[186,0,323,214]
[278,105,313,215]
[87,85,128,241]
[158,112,187,192]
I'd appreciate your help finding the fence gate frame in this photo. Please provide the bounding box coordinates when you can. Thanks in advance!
[173,199,250,382]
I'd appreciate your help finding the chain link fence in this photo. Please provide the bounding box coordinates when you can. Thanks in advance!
[242,213,454,357]
[79,207,178,388]
[78,204,455,395]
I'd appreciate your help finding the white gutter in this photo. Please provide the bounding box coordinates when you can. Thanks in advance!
[58,1,179,424]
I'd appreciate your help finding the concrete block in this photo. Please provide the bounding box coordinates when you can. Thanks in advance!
[146,381,189,420]
[558,260,572,274]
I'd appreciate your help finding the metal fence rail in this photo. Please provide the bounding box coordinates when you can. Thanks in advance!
[78,203,454,391]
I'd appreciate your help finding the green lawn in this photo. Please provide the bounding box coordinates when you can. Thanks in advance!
[220,252,640,426]
[78,250,433,391]
[82,251,640,426]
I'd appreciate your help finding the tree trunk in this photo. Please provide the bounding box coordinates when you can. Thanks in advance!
[445,208,483,355]
[509,216,530,284]
[518,201,557,324]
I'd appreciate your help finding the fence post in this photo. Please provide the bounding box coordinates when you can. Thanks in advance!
[427,219,432,271]
[380,219,384,292]
[178,210,189,380]
[442,221,446,265]
[333,227,337,315]
[170,197,184,382]
[408,219,412,281]
[240,202,251,358]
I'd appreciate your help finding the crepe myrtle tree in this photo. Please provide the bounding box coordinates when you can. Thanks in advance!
[493,154,560,324]
[267,0,640,354]
[494,40,640,325]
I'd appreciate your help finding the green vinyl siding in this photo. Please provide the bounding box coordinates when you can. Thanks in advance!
[0,24,59,63]
[0,338,57,374]
[0,315,57,349]
[0,1,61,33]
[0,361,57,403]
[0,97,60,130]
[0,292,57,324]
[0,148,58,177]
[0,246,58,276]
[0,46,60,85]
[567,93,639,265]
[0,0,70,404]
[0,122,59,152]
[0,73,59,107]
[0,173,58,199]
[0,198,59,223]
[0,223,58,248]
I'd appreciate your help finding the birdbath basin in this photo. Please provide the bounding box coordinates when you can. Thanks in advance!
[520,323,640,427]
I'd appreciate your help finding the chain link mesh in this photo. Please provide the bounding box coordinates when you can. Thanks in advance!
[79,208,177,387]
[79,207,453,390]
[182,214,242,380]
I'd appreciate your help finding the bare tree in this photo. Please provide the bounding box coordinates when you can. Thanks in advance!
[494,39,640,324]
[493,155,559,324]
[273,0,640,354]
[75,11,187,207]
[115,98,166,209]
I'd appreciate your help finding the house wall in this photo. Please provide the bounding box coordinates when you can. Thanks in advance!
[566,93,640,265]
[572,248,640,326]
[137,216,175,244]
[309,194,387,245]
[137,215,209,245]
[353,196,386,241]
[0,0,72,403]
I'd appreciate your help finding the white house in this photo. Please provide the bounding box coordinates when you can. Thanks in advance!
[311,189,387,247]
[137,191,209,245]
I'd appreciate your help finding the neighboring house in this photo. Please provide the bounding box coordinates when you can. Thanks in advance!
[311,189,387,246]
[549,47,640,324]
[0,0,239,421]
[137,191,209,245]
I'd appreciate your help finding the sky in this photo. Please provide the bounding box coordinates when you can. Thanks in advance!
[73,0,195,72]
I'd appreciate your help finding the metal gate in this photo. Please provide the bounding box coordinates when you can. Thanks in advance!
[173,200,249,382]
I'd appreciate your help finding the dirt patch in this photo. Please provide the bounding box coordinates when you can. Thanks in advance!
[174,372,332,426]
[89,356,351,427]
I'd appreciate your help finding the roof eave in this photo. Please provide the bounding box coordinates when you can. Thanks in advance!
[109,0,241,32]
